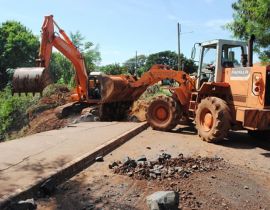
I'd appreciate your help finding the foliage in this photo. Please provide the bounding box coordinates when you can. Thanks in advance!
[123,54,147,75]
[139,84,170,101]
[50,52,73,84]
[0,21,39,89]
[0,86,38,140]
[145,51,197,73]
[49,31,101,85]
[99,63,128,75]
[70,31,101,71]
[226,0,270,62]
[102,51,197,77]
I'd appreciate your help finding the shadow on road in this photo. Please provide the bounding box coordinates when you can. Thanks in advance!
[217,131,270,152]
[171,125,270,152]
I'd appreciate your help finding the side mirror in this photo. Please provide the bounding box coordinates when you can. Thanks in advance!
[191,46,196,60]
[191,43,201,60]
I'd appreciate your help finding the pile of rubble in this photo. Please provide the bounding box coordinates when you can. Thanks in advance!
[110,153,223,180]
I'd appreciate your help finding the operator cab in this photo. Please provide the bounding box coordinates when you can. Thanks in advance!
[193,39,248,89]
[88,71,103,99]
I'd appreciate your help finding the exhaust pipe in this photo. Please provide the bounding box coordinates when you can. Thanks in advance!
[248,35,255,67]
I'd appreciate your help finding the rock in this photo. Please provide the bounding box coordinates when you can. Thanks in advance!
[158,153,171,162]
[123,156,131,165]
[123,157,137,168]
[128,115,140,122]
[90,108,99,116]
[146,191,179,210]
[150,173,157,179]
[244,185,249,189]
[153,169,161,175]
[127,172,133,177]
[40,179,55,196]
[146,146,151,150]
[175,167,183,172]
[192,165,198,170]
[95,156,104,162]
[10,198,37,210]
[137,155,147,162]
[108,161,119,169]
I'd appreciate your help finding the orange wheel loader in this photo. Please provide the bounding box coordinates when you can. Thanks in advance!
[126,36,270,142]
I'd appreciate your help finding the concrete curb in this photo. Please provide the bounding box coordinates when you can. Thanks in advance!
[0,122,148,209]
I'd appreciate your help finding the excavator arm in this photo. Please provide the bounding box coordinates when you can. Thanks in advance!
[130,64,195,105]
[12,15,88,101]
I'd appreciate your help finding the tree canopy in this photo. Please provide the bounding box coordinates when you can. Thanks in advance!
[0,21,39,89]
[104,51,197,77]
[123,54,147,75]
[226,0,270,62]
[99,63,128,75]
[49,31,101,85]
[145,51,197,73]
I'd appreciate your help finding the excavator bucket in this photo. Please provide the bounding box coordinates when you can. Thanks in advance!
[12,67,51,95]
[99,75,148,103]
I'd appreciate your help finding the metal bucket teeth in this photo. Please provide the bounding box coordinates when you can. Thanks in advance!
[12,67,51,95]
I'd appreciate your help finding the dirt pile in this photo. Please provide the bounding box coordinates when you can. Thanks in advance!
[15,85,76,137]
[129,100,148,122]
[110,153,223,180]
[27,84,71,119]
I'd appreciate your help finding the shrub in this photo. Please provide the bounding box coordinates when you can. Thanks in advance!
[0,86,38,140]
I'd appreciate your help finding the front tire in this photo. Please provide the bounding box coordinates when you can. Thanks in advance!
[195,97,231,143]
[146,96,181,131]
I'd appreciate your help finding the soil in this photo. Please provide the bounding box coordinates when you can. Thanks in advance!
[37,156,269,210]
[129,100,148,122]
[36,127,270,210]
[8,85,78,139]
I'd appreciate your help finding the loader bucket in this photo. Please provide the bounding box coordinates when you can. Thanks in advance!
[99,75,148,103]
[12,67,51,95]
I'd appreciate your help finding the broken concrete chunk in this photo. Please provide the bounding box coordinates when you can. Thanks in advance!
[123,157,137,168]
[137,155,147,162]
[158,153,171,162]
[108,161,119,169]
[146,191,179,210]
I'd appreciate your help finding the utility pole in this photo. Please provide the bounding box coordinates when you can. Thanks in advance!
[177,22,181,71]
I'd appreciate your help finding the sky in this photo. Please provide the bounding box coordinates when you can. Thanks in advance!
[0,0,242,65]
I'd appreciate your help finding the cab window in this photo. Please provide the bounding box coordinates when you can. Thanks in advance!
[222,45,244,68]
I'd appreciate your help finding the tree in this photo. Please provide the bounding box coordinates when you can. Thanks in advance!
[123,54,147,75]
[49,31,101,85]
[0,21,39,89]
[145,51,197,73]
[99,63,128,75]
[50,52,73,84]
[226,0,270,62]
[70,31,101,72]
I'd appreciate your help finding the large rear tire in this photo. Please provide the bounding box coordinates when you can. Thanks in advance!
[195,97,231,143]
[146,96,181,131]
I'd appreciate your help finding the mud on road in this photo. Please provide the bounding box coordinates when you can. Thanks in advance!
[37,126,270,210]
